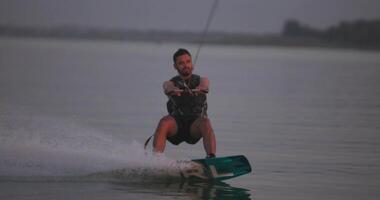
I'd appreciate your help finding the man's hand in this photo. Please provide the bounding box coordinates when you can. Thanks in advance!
[163,81,182,96]
[195,77,210,95]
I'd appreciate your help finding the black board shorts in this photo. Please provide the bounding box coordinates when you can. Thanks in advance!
[167,116,201,145]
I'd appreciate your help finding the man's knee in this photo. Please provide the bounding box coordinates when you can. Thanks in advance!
[199,117,211,125]
[199,117,212,128]
[196,117,213,135]
[158,115,174,125]
[156,116,176,133]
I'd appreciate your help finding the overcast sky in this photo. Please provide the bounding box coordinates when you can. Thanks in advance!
[1,0,380,34]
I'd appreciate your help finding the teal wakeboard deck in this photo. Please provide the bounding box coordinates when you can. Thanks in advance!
[180,155,252,181]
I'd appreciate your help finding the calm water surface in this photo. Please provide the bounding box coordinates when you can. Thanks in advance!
[1,37,380,199]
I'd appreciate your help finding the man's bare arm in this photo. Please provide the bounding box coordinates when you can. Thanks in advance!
[163,81,181,96]
[197,77,210,93]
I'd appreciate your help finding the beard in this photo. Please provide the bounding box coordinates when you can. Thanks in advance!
[178,68,192,77]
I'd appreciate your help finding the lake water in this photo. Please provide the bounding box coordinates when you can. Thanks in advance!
[1,37,380,200]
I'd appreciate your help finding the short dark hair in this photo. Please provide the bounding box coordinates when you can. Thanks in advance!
[173,48,191,63]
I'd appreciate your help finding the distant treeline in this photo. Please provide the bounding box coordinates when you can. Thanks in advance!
[1,19,380,50]
[282,19,380,49]
[0,25,201,42]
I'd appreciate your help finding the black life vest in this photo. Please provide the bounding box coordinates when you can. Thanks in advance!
[166,74,207,118]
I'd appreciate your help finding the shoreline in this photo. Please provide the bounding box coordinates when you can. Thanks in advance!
[1,32,378,52]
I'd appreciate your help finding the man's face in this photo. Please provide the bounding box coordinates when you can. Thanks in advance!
[174,54,193,78]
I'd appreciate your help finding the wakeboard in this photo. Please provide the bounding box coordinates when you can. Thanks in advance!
[179,155,252,181]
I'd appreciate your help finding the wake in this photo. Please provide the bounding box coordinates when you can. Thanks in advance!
[0,112,191,180]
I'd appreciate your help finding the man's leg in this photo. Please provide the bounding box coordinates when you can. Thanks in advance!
[153,115,177,153]
[190,117,216,156]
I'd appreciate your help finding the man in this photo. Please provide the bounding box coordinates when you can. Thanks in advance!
[152,48,216,158]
